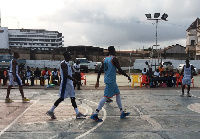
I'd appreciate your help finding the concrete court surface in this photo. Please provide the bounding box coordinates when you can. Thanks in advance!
[0,73,200,139]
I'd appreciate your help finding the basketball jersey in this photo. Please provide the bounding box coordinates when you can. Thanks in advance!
[73,63,80,73]
[60,60,73,85]
[184,65,191,78]
[104,56,116,83]
[10,59,18,75]
[52,71,58,76]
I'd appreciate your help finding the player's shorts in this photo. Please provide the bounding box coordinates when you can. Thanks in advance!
[59,77,75,99]
[9,73,22,86]
[182,77,191,86]
[104,82,120,98]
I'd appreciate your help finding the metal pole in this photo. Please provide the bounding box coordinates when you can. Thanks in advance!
[155,19,158,69]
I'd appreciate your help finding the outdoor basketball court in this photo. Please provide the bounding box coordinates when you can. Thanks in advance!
[0,86,200,139]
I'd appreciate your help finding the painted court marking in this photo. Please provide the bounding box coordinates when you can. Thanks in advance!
[0,99,39,137]
[49,98,107,139]
[75,99,107,139]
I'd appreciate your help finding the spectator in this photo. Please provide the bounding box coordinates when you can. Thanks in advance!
[52,68,60,85]
[34,67,42,85]
[0,68,5,85]
[73,60,81,90]
[154,69,160,77]
[146,67,154,87]
[154,69,160,87]
[41,67,51,85]
[25,66,34,86]
[142,68,147,75]
[146,67,154,78]
[158,64,164,76]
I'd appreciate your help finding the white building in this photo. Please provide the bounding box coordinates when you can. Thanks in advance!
[0,27,9,49]
[0,28,64,49]
[186,18,200,60]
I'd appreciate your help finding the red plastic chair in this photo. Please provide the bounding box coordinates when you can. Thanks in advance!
[176,75,183,87]
[139,75,149,88]
[80,72,86,85]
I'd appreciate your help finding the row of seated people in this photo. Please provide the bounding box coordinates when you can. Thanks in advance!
[22,67,60,86]
[0,67,60,86]
[142,67,175,87]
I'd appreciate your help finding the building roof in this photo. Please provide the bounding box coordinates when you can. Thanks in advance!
[186,18,200,31]
[162,44,185,52]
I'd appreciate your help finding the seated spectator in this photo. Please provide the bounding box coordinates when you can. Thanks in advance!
[34,67,42,85]
[164,68,174,87]
[154,69,160,87]
[146,67,154,78]
[142,68,147,75]
[154,69,160,77]
[52,68,59,85]
[164,68,170,77]
[146,68,154,87]
[25,66,34,86]
[41,67,51,85]
[158,64,164,76]
[0,68,5,85]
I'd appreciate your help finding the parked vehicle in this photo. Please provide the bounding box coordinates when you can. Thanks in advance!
[176,64,197,75]
[76,58,89,73]
[162,61,174,70]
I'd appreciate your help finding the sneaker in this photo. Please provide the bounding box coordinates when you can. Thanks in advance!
[106,98,113,103]
[180,93,184,97]
[187,93,191,97]
[5,98,14,103]
[120,111,130,119]
[46,111,57,119]
[22,97,30,102]
[76,112,86,119]
[90,114,103,122]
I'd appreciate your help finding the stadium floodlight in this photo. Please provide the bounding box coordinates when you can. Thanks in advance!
[154,13,160,18]
[145,14,151,19]
[145,13,168,69]
[161,13,168,20]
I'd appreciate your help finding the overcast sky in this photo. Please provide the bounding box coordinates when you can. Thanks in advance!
[1,0,200,50]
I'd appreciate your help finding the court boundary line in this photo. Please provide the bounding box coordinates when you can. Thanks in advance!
[0,99,39,137]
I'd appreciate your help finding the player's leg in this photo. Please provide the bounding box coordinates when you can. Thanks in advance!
[5,85,13,103]
[47,97,64,119]
[181,78,186,97]
[16,75,30,102]
[70,97,86,119]
[187,78,191,97]
[91,97,107,122]
[116,94,130,119]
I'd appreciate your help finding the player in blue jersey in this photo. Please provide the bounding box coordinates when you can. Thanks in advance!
[90,46,131,122]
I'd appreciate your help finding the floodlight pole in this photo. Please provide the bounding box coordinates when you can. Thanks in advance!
[145,13,168,69]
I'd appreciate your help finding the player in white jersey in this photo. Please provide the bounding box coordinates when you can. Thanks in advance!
[180,59,195,97]
[46,51,86,119]
[5,52,30,103]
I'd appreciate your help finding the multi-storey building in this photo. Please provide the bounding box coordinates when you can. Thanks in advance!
[0,27,64,49]
[186,18,200,60]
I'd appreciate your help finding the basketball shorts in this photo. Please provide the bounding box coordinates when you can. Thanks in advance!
[182,77,191,86]
[9,73,22,86]
[104,82,120,98]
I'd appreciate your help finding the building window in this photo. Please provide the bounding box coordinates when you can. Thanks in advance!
[191,40,195,45]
